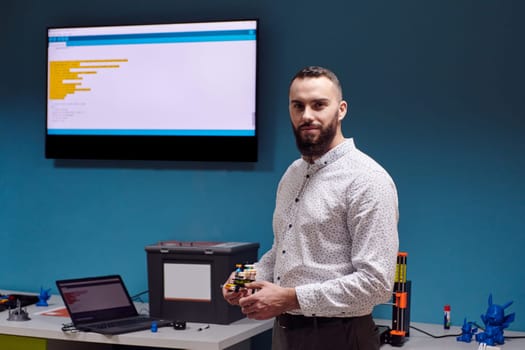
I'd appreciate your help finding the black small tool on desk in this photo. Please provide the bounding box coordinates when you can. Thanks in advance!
[0,293,40,312]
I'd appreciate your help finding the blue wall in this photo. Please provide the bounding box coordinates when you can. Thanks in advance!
[1,0,524,332]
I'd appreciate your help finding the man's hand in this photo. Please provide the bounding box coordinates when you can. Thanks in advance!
[222,271,248,306]
[238,281,299,320]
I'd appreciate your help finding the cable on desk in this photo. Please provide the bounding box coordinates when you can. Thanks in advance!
[409,325,461,338]
[130,290,150,315]
[131,290,149,302]
[61,322,79,333]
[411,322,525,341]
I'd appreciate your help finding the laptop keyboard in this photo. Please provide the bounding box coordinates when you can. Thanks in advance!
[90,316,154,329]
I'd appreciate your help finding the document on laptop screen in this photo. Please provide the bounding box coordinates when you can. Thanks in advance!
[61,277,131,313]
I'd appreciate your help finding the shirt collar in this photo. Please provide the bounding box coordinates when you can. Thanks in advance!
[303,138,355,172]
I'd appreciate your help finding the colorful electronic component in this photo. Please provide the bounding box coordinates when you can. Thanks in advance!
[224,263,257,293]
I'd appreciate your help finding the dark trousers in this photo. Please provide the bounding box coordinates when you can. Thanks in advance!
[272,314,380,350]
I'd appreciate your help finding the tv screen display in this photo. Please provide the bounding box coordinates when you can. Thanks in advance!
[46,19,258,161]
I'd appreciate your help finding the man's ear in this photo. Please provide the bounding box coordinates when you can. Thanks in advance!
[338,100,348,121]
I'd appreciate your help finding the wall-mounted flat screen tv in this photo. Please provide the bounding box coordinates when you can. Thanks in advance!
[46,19,258,161]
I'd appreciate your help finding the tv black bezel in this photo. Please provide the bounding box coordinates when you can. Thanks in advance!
[45,18,259,162]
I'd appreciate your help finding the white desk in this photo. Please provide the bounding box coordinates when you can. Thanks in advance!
[3,294,524,350]
[0,292,273,350]
[376,319,525,350]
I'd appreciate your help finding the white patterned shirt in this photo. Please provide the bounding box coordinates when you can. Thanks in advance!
[255,138,399,317]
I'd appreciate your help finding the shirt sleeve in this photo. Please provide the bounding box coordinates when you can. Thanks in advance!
[295,173,399,316]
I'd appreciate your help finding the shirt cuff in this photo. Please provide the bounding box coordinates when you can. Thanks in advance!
[294,283,321,315]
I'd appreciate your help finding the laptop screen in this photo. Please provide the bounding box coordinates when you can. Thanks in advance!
[56,275,138,325]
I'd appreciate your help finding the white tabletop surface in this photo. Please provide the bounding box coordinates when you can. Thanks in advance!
[375,319,525,350]
[0,291,273,350]
[2,291,524,350]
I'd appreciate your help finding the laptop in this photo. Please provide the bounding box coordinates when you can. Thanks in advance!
[56,274,173,335]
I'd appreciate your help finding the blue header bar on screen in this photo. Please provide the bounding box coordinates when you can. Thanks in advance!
[49,29,256,46]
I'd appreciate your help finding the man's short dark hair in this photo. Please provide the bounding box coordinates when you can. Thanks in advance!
[290,66,342,97]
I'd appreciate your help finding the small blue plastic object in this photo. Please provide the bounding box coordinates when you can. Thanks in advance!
[36,287,52,307]
[474,294,515,346]
[457,317,477,343]
[151,321,158,333]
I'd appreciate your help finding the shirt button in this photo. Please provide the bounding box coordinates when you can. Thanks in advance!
[277,276,280,280]
[282,250,286,254]
[306,175,310,178]
[295,198,299,202]
[288,224,292,228]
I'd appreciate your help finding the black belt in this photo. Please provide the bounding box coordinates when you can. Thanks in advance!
[276,313,353,329]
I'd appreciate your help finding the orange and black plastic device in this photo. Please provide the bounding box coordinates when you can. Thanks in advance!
[384,252,411,347]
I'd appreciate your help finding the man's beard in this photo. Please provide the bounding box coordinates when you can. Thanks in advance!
[293,115,338,159]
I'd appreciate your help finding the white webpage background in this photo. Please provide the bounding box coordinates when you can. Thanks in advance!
[47,35,256,131]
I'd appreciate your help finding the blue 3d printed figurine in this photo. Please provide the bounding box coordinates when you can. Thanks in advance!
[457,317,478,343]
[36,287,52,307]
[475,294,515,346]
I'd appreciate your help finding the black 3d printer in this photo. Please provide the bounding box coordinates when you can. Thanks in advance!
[145,241,259,325]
